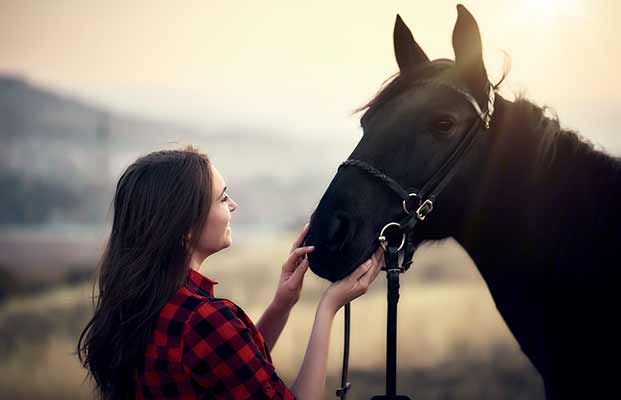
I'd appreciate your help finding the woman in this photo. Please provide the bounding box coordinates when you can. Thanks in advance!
[77,146,383,399]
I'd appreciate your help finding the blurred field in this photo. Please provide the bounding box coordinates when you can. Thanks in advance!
[0,233,544,400]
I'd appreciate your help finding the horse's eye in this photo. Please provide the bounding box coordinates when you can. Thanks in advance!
[433,118,455,133]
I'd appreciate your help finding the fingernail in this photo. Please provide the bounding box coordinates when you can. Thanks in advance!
[307,246,315,250]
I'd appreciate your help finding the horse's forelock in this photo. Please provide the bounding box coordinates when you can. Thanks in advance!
[357,60,456,128]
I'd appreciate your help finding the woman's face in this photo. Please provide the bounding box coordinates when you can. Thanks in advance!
[196,164,237,258]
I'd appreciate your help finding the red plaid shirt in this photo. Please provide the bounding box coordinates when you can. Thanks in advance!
[134,268,296,399]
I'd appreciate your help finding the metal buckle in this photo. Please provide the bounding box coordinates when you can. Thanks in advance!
[402,193,421,215]
[378,222,405,251]
[415,199,434,221]
[336,382,351,397]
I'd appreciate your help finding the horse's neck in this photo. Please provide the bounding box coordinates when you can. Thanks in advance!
[462,96,621,268]
[453,96,621,379]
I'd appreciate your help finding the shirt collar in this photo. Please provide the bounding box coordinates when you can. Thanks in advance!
[186,268,218,298]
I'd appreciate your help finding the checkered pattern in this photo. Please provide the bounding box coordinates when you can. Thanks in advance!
[134,268,296,399]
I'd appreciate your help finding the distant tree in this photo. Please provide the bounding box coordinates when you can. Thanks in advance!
[0,170,82,224]
[63,264,95,286]
[0,263,19,301]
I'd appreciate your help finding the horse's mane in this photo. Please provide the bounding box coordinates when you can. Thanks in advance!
[507,96,620,180]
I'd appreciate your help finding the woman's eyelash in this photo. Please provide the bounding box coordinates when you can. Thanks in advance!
[221,194,229,202]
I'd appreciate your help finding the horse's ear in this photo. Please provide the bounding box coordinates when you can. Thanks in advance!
[452,5,488,97]
[393,14,429,71]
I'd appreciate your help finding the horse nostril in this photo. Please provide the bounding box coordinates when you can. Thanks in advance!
[325,212,353,252]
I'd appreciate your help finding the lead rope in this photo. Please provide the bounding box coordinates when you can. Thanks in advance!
[369,245,412,400]
[337,244,413,400]
[336,303,352,399]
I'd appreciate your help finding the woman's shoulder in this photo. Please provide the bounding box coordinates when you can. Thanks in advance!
[160,285,273,367]
[162,285,246,329]
[144,286,242,350]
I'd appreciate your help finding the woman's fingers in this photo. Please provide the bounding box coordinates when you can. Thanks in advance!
[360,250,383,287]
[325,247,386,307]
[289,258,310,283]
[349,246,384,280]
[351,247,384,289]
[347,258,375,282]
[283,245,315,272]
[374,246,384,260]
[373,252,385,279]
[370,247,384,279]
[290,222,310,252]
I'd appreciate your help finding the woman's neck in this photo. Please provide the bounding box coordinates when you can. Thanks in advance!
[190,252,207,271]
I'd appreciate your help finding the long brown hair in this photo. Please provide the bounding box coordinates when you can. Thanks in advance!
[77,145,213,399]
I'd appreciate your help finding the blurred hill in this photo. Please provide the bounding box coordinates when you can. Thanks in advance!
[0,74,351,228]
[0,74,206,225]
[0,75,354,278]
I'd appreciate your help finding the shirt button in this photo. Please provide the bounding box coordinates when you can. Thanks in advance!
[263,383,273,393]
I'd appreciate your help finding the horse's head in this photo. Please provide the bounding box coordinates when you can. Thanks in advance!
[306,5,495,281]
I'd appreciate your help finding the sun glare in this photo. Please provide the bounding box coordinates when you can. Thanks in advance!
[523,0,583,23]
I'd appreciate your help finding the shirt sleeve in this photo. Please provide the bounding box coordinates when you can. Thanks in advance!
[182,300,296,400]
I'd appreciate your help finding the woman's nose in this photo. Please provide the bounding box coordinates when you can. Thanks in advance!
[229,197,237,213]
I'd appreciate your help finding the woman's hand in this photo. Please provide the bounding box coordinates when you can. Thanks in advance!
[273,223,314,311]
[319,246,384,314]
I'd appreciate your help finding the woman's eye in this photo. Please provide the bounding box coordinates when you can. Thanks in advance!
[221,194,229,202]
[433,118,455,132]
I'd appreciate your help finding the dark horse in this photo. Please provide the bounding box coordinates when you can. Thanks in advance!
[306,5,621,399]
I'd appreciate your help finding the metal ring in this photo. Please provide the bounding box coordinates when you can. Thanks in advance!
[402,193,421,215]
[378,222,405,251]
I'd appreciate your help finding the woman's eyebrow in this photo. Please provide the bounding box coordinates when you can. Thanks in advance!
[220,186,227,198]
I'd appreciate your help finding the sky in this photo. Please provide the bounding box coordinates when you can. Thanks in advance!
[1,0,619,151]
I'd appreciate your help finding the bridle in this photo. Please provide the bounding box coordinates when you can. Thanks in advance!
[334,80,496,399]
[335,80,496,399]
[343,79,495,273]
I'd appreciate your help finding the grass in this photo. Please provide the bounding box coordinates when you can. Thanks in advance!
[0,235,544,399]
